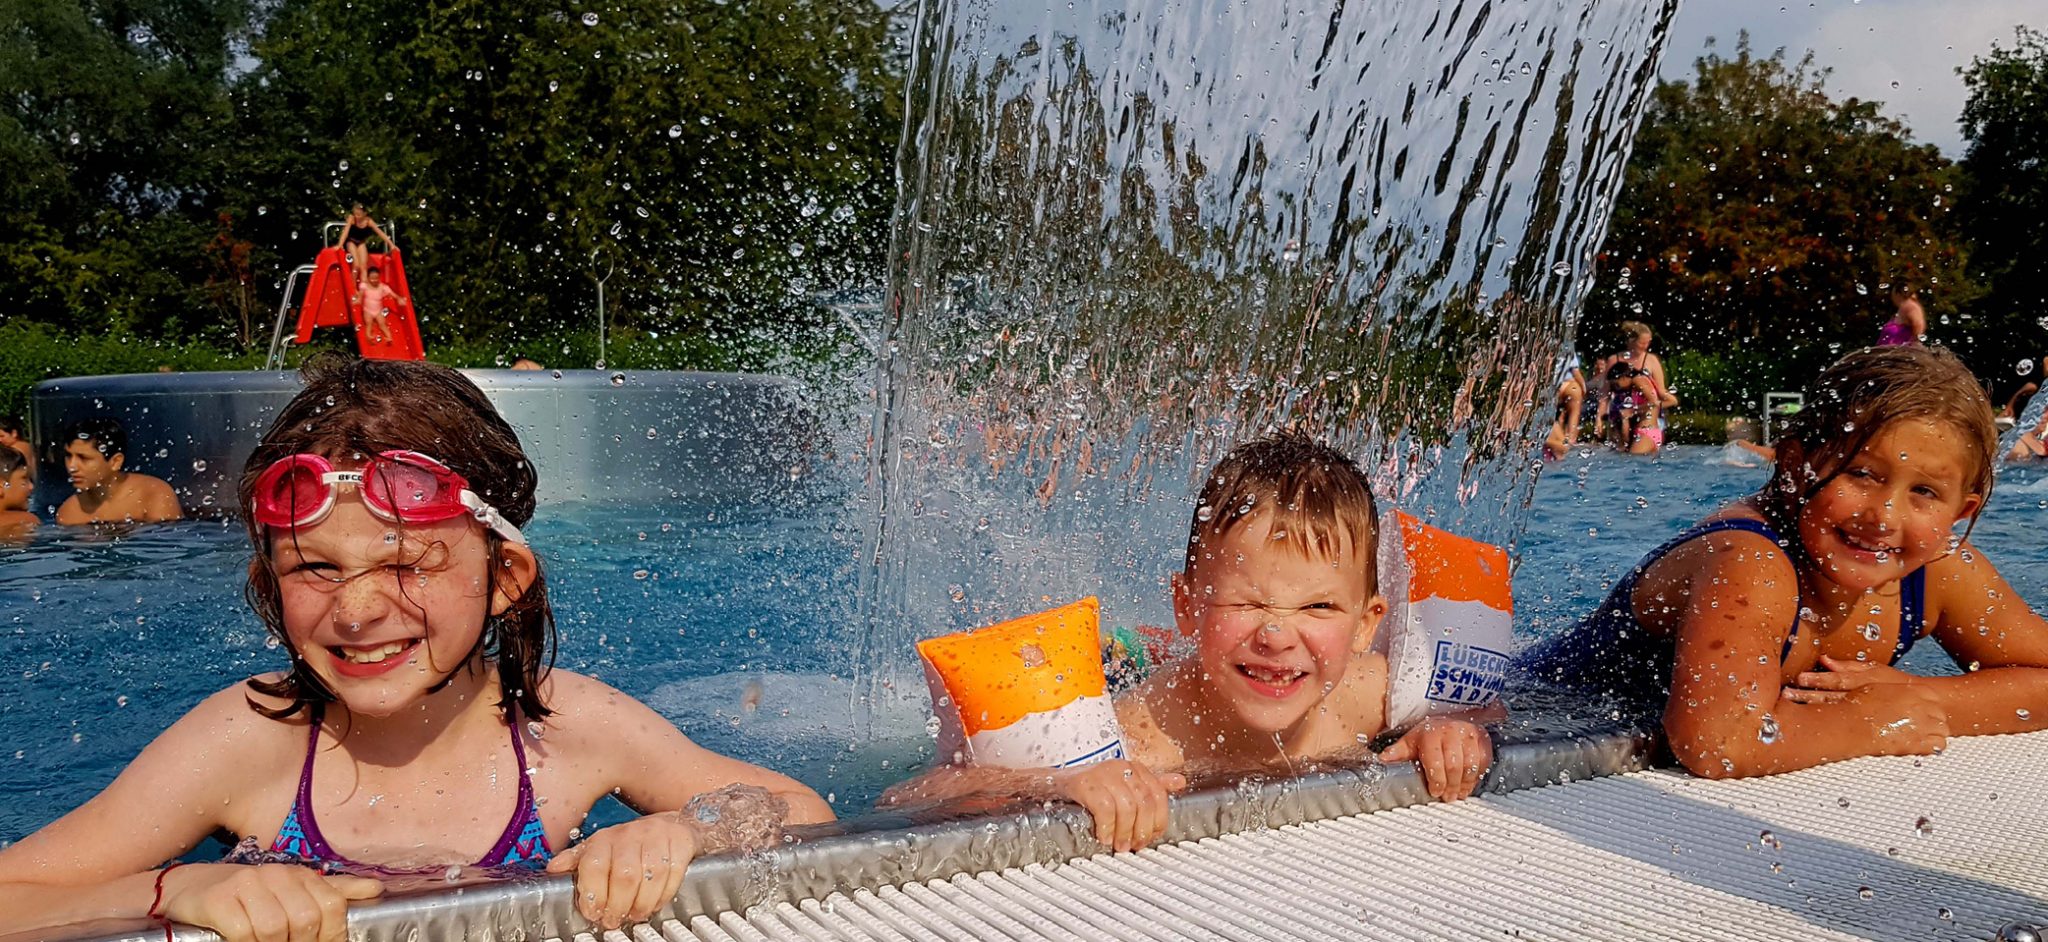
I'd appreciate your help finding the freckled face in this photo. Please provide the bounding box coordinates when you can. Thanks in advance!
[1797,418,1982,594]
[1175,511,1384,738]
[271,495,504,717]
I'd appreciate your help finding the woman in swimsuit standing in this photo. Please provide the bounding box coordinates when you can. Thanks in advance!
[336,204,396,292]
[1878,285,1926,346]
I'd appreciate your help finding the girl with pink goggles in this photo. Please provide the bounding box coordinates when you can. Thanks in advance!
[251,450,525,543]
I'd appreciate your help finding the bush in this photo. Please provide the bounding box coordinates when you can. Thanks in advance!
[0,321,261,419]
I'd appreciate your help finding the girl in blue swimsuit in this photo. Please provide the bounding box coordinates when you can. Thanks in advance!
[0,358,834,941]
[1526,345,2048,779]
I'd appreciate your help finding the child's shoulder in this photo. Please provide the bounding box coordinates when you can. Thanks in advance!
[149,678,309,773]
[528,669,671,737]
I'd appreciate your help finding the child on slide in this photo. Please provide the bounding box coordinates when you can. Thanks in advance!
[0,356,832,941]
[1528,345,2048,778]
[886,433,1493,851]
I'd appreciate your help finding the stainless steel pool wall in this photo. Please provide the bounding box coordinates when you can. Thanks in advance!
[26,370,821,514]
[60,724,1658,942]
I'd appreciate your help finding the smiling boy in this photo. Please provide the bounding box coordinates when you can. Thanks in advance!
[1114,433,1492,790]
[886,432,1493,851]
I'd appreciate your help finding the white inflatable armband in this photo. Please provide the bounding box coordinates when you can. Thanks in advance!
[1377,510,1513,728]
[918,597,1126,769]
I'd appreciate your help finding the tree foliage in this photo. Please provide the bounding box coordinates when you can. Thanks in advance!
[0,0,901,360]
[1580,35,1969,390]
[1956,26,2048,380]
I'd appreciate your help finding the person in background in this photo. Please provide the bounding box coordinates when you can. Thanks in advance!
[335,204,396,291]
[0,446,38,539]
[1593,322,1673,448]
[509,357,545,371]
[0,415,34,469]
[1544,349,1586,459]
[1879,285,1927,347]
[355,266,404,344]
[54,418,182,526]
[2008,410,2048,463]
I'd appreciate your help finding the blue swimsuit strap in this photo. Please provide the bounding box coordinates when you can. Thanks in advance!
[1628,518,1930,666]
[1621,518,1800,657]
[1892,568,1928,663]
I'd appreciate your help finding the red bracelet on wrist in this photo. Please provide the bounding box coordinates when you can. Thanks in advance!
[148,863,185,942]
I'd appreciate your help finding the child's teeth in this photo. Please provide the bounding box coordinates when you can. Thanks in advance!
[341,641,409,664]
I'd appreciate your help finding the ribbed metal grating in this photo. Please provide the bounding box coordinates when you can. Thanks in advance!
[582,732,2048,942]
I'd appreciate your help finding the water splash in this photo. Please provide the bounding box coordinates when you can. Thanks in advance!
[858,0,1679,730]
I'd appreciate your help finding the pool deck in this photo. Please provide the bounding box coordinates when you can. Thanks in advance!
[640,733,2047,942]
[63,730,2048,942]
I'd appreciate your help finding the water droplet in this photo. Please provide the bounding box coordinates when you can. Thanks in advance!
[1837,797,1851,809]
[1857,886,1874,900]
[338,159,350,172]
[609,372,626,386]
[1550,261,1573,276]
[668,125,683,138]
[1938,907,1954,921]
[2018,708,2032,720]
[444,865,463,882]
[1758,714,1780,744]
[645,427,659,439]
[581,11,599,25]
[191,459,207,472]
[1862,622,1882,641]
[1759,829,1782,850]
[788,243,805,257]
[632,569,650,581]
[2021,359,2038,376]
[68,132,81,145]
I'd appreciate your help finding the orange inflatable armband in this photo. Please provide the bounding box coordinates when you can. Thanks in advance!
[918,597,1127,768]
[1377,510,1514,727]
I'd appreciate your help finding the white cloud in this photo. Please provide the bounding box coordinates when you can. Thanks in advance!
[1811,0,2038,154]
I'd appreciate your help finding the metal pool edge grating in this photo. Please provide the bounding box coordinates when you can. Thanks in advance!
[53,726,1654,941]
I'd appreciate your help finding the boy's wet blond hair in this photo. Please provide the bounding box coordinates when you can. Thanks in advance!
[1186,431,1379,595]
[1764,345,1996,543]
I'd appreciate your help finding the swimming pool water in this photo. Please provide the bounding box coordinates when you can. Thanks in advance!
[3,446,2044,844]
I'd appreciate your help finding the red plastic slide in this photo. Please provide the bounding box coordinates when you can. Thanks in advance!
[293,246,426,360]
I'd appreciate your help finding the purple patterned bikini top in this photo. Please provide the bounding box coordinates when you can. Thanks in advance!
[266,706,553,872]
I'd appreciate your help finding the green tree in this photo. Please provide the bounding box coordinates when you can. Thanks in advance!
[0,0,251,340]
[228,0,900,358]
[1956,26,2048,385]
[1581,35,1970,392]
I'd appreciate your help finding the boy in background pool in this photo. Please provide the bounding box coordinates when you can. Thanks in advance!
[887,433,1494,850]
[54,418,182,526]
[0,445,37,538]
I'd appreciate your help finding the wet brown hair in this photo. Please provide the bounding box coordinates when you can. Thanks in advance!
[1186,431,1380,596]
[240,354,553,722]
[1762,345,1996,551]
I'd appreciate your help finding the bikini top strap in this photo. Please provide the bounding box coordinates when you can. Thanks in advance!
[1892,568,1929,664]
[296,703,325,812]
[475,709,544,868]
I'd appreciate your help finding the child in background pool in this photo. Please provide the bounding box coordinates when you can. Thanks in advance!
[0,445,38,538]
[54,418,183,526]
[0,357,832,941]
[1528,345,2048,778]
[0,414,33,469]
[887,433,1494,850]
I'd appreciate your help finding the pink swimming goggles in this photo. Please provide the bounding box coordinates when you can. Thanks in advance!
[251,450,525,543]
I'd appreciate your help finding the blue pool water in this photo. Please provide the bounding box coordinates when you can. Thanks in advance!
[4,446,2045,844]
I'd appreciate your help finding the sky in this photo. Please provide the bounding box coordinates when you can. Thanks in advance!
[1661,0,2041,155]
